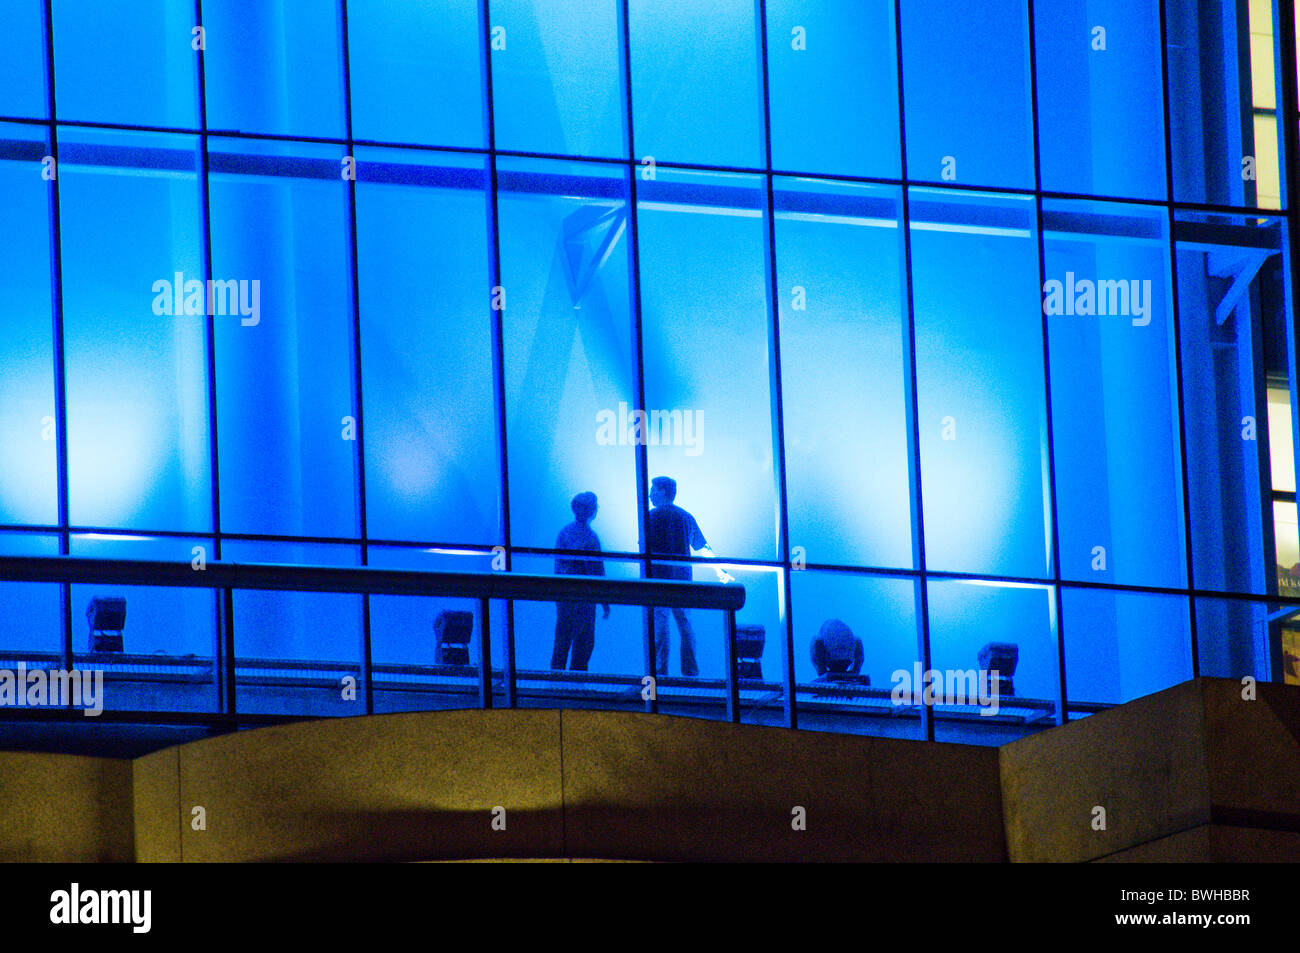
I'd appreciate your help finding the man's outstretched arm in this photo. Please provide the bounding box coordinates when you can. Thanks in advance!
[694,540,734,584]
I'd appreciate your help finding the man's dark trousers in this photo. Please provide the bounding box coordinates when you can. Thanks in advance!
[552,601,596,670]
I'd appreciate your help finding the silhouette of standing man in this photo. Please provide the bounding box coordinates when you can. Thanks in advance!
[552,491,609,671]
[646,476,730,677]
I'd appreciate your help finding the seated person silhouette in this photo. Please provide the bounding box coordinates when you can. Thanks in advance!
[810,619,864,677]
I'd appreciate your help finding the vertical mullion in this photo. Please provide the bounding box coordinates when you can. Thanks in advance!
[478,597,493,709]
[194,0,233,721]
[339,0,374,717]
[620,0,657,712]
[1274,0,1300,681]
[481,0,515,708]
[1245,0,1281,622]
[755,0,796,730]
[1236,2,1260,210]
[724,609,740,722]
[221,587,235,722]
[1158,0,1201,676]
[1025,0,1068,727]
[893,0,933,742]
[1248,265,1280,624]
[42,0,72,677]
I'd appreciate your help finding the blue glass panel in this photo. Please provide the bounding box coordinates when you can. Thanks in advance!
[509,553,649,712]
[730,566,784,727]
[497,158,638,554]
[202,0,345,139]
[70,534,216,713]
[927,579,1059,745]
[0,0,48,119]
[512,558,776,726]
[901,0,1034,189]
[790,570,922,740]
[909,189,1049,577]
[510,555,783,726]
[53,0,197,128]
[1195,595,1291,683]
[491,0,625,158]
[59,128,212,532]
[1044,199,1185,589]
[0,125,57,526]
[765,0,900,178]
[355,147,498,545]
[510,555,754,726]
[650,566,778,724]
[224,539,361,717]
[209,137,357,538]
[347,0,484,148]
[1034,0,1166,200]
[637,169,778,562]
[367,546,502,714]
[628,0,762,168]
[1176,210,1284,595]
[775,179,912,569]
[1063,586,1192,709]
[0,532,61,660]
[0,532,59,557]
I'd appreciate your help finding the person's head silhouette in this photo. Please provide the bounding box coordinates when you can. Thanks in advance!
[812,618,863,675]
[571,491,598,524]
[650,476,676,508]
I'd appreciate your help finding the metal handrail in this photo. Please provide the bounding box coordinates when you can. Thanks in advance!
[0,553,748,721]
[0,556,746,610]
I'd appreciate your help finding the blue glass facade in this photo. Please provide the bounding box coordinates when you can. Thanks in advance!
[2,0,1299,745]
